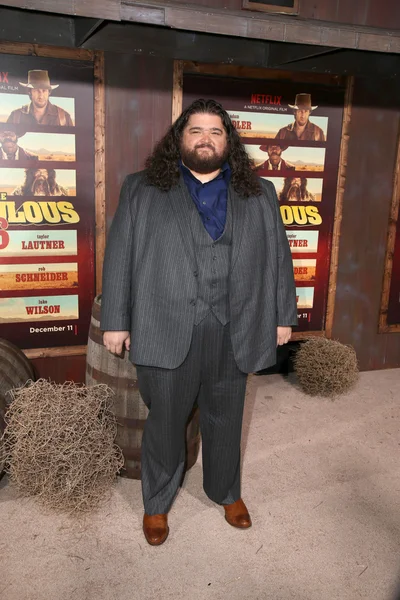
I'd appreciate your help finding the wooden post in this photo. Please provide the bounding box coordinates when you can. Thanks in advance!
[325,75,354,339]
[94,50,106,295]
[172,60,184,123]
[379,123,400,333]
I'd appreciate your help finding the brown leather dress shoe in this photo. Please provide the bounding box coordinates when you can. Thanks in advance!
[224,499,252,529]
[143,513,169,546]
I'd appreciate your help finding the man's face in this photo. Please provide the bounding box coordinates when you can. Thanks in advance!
[180,113,229,174]
[294,109,310,127]
[287,177,302,201]
[32,169,50,195]
[30,88,50,109]
[0,131,18,154]
[267,145,282,164]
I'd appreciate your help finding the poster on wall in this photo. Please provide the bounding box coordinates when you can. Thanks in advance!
[182,75,345,332]
[0,54,95,349]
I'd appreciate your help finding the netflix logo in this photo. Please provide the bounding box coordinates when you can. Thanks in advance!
[250,94,282,105]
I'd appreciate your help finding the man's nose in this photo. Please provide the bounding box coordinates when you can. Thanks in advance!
[200,131,213,142]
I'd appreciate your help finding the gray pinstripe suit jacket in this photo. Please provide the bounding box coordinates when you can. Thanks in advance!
[100,171,297,374]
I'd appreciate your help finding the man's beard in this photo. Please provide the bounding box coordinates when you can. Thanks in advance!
[32,177,50,196]
[32,99,47,109]
[269,152,281,164]
[288,185,301,201]
[180,143,229,174]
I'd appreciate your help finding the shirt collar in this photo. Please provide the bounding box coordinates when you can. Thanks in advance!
[268,159,282,170]
[1,147,19,159]
[28,100,58,116]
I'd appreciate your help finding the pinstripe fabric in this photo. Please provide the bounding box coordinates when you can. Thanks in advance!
[191,194,232,326]
[136,312,248,515]
[100,171,297,373]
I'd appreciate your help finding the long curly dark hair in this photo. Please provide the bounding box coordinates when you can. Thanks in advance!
[20,168,61,196]
[279,177,310,202]
[145,98,261,197]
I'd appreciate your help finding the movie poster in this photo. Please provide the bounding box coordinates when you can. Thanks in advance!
[0,55,95,349]
[386,224,400,326]
[182,75,345,332]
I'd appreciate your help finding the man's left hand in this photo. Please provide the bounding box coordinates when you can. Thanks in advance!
[277,326,292,346]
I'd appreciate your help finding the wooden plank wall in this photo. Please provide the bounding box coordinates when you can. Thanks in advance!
[332,78,400,370]
[101,55,400,371]
[31,355,87,383]
[32,54,400,378]
[104,52,173,228]
[300,0,400,29]
[165,0,400,29]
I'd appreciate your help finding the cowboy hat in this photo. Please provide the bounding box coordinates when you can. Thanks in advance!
[0,123,27,139]
[19,70,59,90]
[259,140,289,152]
[288,93,318,111]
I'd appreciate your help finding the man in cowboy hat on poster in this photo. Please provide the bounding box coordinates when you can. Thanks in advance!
[258,140,295,171]
[276,93,325,142]
[7,70,74,127]
[0,124,38,161]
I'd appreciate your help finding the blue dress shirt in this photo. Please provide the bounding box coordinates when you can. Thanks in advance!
[180,161,231,241]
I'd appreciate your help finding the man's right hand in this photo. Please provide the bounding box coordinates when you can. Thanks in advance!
[103,331,131,355]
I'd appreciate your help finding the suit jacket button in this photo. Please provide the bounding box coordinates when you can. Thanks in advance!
[193,271,198,277]
[190,300,196,306]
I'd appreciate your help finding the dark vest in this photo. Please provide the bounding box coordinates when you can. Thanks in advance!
[190,197,232,326]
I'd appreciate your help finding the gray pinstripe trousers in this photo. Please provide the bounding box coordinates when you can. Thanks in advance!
[136,312,248,515]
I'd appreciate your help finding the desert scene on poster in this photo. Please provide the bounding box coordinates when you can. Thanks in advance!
[286,230,319,253]
[2,230,77,256]
[0,168,76,196]
[246,144,326,172]
[0,131,76,162]
[264,177,323,202]
[0,262,78,291]
[293,259,317,282]
[0,294,79,323]
[296,287,314,309]
[0,94,75,124]
[228,111,328,140]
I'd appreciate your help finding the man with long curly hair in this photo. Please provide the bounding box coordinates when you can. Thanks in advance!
[279,177,315,202]
[12,168,68,196]
[101,99,297,546]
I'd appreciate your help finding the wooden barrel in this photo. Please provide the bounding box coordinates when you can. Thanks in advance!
[0,338,35,434]
[86,295,201,479]
[0,338,35,474]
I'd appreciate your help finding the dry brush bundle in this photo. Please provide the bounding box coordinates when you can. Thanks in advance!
[294,337,359,397]
[1,379,124,513]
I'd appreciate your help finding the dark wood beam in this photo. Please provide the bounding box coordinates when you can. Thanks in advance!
[267,42,339,67]
[266,47,400,79]
[1,0,400,57]
[81,21,400,79]
[74,17,105,47]
[120,0,400,54]
[0,0,121,20]
[83,22,269,67]
[0,6,74,47]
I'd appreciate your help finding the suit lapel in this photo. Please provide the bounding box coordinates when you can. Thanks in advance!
[230,184,247,272]
[168,176,197,271]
